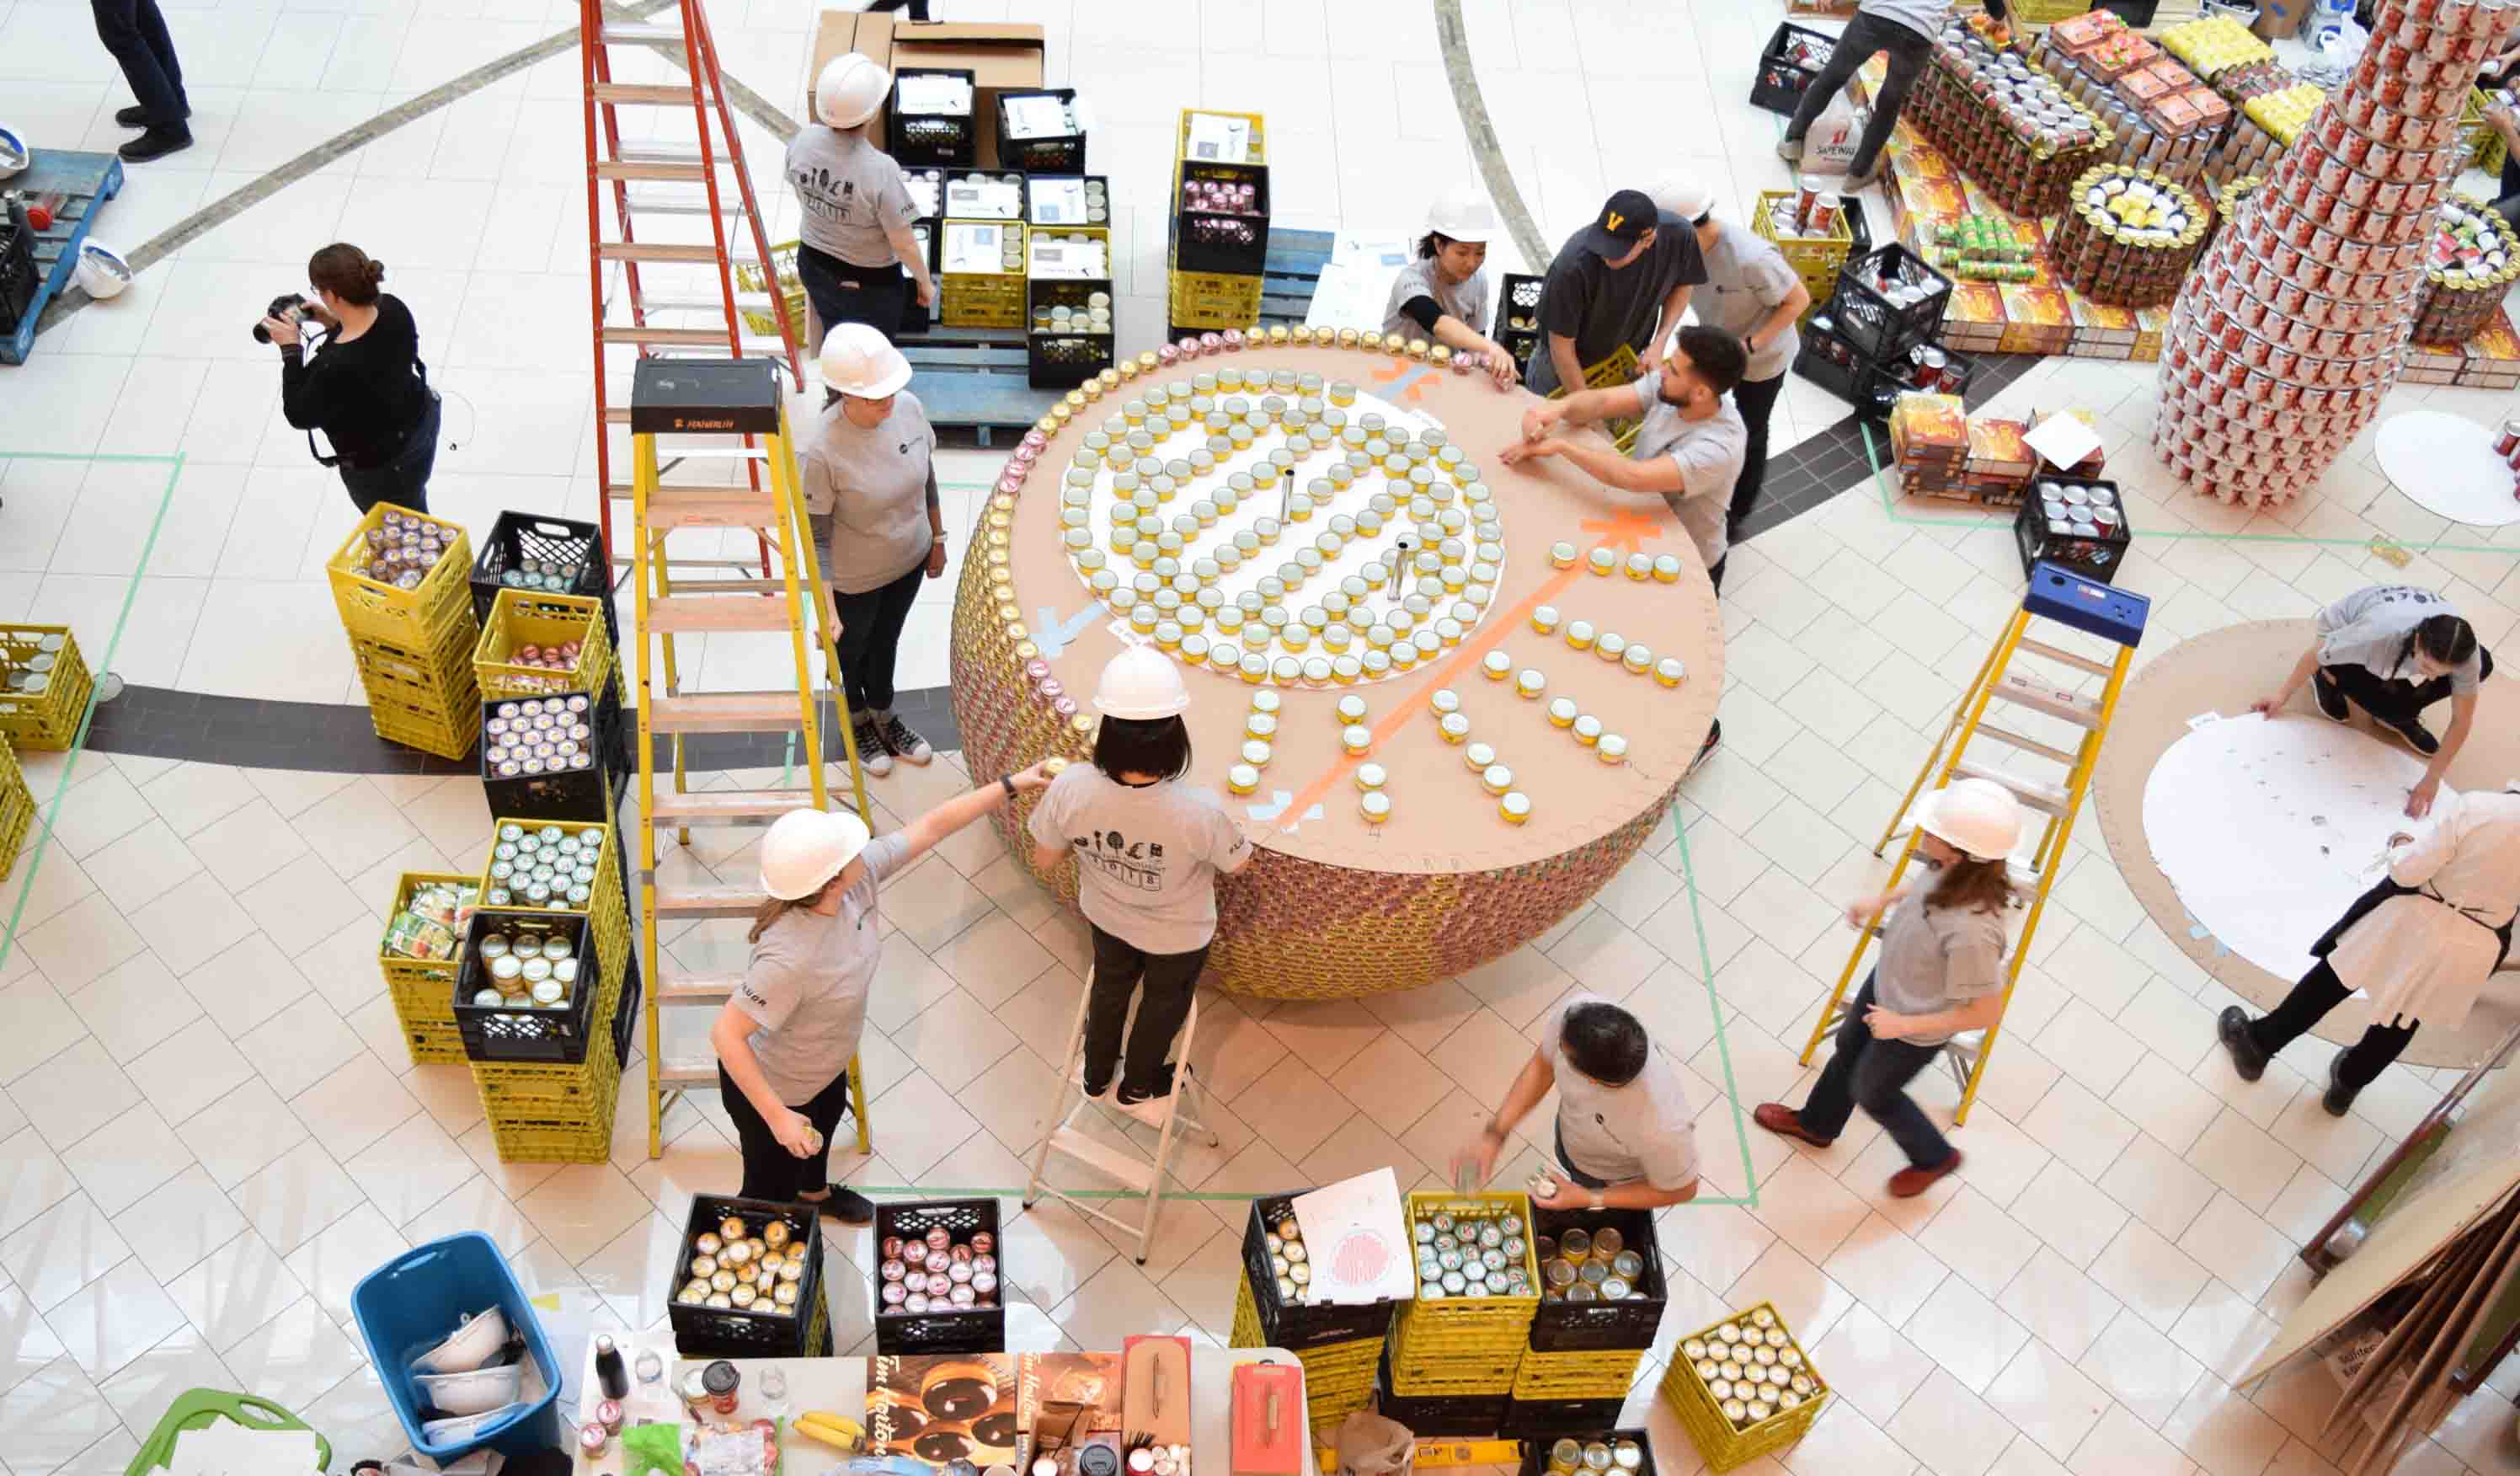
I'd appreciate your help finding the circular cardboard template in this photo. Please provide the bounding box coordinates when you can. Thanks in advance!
[2376,410,2520,528]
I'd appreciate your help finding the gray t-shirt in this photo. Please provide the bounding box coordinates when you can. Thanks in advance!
[1526,211,1708,395]
[802,390,936,595]
[1866,0,1952,39]
[1630,373,1746,574]
[1871,869,2007,1046]
[1381,255,1493,345]
[1028,766,1252,955]
[733,833,910,1104]
[2315,586,2487,695]
[1695,222,1802,382]
[785,126,916,269]
[1546,992,1700,1191]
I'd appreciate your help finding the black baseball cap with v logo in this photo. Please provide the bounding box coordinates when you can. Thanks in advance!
[1579,189,1659,257]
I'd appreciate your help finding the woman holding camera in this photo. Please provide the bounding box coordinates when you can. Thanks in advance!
[264,243,440,515]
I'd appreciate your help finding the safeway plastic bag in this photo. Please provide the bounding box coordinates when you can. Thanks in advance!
[1805,90,1869,175]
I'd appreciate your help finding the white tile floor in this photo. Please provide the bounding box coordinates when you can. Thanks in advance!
[7,0,2520,1473]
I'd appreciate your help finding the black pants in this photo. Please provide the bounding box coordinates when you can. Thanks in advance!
[93,0,189,126]
[1728,372,1786,527]
[719,1062,852,1204]
[336,393,440,516]
[2246,960,2419,1091]
[1085,924,1209,1095]
[797,243,910,348]
[831,560,926,713]
[1784,11,1932,177]
[1799,976,1954,1169]
[2323,645,2494,730]
[864,0,931,13]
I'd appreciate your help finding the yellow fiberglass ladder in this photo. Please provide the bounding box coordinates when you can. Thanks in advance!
[627,356,875,1158]
[1798,562,2150,1126]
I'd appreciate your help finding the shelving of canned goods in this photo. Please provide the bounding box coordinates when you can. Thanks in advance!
[0,624,92,751]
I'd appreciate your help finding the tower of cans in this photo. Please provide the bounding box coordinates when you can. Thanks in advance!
[2152,0,2520,507]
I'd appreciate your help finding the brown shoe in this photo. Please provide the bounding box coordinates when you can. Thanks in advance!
[1887,1149,1964,1199]
[1753,1104,1833,1148]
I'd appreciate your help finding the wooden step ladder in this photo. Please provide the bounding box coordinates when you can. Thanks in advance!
[1797,563,2151,1126]
[627,356,877,1159]
[1023,973,1220,1265]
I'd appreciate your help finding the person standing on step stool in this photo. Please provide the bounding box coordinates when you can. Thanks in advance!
[1754,778,2021,1199]
[804,323,942,777]
[1028,646,1253,1125]
[2250,586,2491,820]
[2217,783,2520,1117]
[723,775,1052,1221]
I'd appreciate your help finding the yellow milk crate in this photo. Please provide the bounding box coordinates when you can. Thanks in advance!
[471,979,628,1115]
[1394,1191,1541,1328]
[1751,188,1855,300]
[1658,1302,1828,1472]
[405,1017,467,1066]
[1513,1345,1646,1398]
[1168,265,1263,330]
[382,871,478,1065]
[2469,87,2511,177]
[734,238,808,342]
[0,624,94,751]
[473,590,614,703]
[1177,108,1267,163]
[0,734,31,883]
[328,505,474,647]
[482,816,631,980]
[371,694,478,762]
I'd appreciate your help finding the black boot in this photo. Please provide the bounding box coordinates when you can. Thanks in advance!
[118,125,192,163]
[2216,1006,2269,1083]
[114,104,150,127]
[2322,1049,2359,1117]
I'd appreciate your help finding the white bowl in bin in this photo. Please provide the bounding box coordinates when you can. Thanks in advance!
[416,1361,525,1415]
[413,1306,509,1374]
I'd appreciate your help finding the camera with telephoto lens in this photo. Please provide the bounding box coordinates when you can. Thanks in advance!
[250,292,313,344]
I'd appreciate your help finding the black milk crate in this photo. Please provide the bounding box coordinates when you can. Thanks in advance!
[670,1195,827,1356]
[1752,22,1838,115]
[997,88,1086,174]
[1495,273,1545,370]
[1527,1207,1667,1351]
[468,513,615,648]
[1172,160,1270,275]
[1241,1192,1401,1352]
[1028,277,1115,389]
[1790,321,1871,407]
[1503,1398,1632,1437]
[478,680,629,824]
[2013,477,2132,586]
[0,206,35,336]
[451,910,613,1064]
[889,68,978,166]
[1830,244,1955,362]
[1841,196,1873,257]
[1855,344,1975,419]
[1025,174,1111,230]
[1512,1425,1658,1470]
[874,1199,1006,1355]
[942,168,1028,222]
[1374,1352,1508,1436]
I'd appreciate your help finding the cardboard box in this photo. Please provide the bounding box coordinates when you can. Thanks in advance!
[809,13,1046,168]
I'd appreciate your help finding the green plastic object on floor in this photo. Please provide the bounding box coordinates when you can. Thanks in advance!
[125,1388,331,1474]
[622,1420,684,1476]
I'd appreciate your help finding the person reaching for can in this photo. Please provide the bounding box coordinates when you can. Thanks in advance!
[1382,184,1519,388]
[2249,584,2491,818]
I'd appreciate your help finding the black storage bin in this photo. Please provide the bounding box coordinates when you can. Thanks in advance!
[1027,278,1113,388]
[1830,244,1954,362]
[1502,1398,1632,1436]
[1172,160,1270,275]
[1751,23,1839,115]
[468,513,614,646]
[1841,196,1873,257]
[1791,320,1869,406]
[451,911,613,1063]
[1795,321,1976,420]
[1495,273,1545,371]
[996,88,1086,174]
[2013,476,2132,585]
[1511,1426,1658,1471]
[0,201,37,335]
[874,1199,1007,1354]
[1373,1352,1508,1436]
[1528,1207,1667,1352]
[888,68,979,166]
[669,1195,828,1356]
[1240,1192,1401,1352]
[480,680,628,824]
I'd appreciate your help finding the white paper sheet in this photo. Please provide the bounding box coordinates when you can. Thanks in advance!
[1289,1169,1417,1305]
[2142,714,2453,983]
[1300,234,1422,333]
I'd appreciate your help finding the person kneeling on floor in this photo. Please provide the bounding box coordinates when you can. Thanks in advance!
[2217,781,2520,1117]
[1757,778,2022,1198]
[1030,646,1254,1123]
[1452,994,1700,1211]
[2250,584,2491,819]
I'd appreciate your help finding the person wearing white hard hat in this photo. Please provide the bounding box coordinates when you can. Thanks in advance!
[1650,178,1809,540]
[1381,185,1519,389]
[717,768,1053,1217]
[787,51,936,343]
[1028,646,1253,1122]
[804,324,942,776]
[1755,778,2023,1198]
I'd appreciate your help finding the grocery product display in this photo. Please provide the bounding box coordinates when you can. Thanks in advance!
[2046,165,2206,307]
[2412,194,2520,345]
[1908,14,2114,219]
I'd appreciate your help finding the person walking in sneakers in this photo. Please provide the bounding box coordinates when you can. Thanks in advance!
[1754,778,2021,1198]
[2249,585,2491,819]
[1029,646,1253,1121]
[804,322,943,775]
[1776,0,2010,190]
[93,0,193,162]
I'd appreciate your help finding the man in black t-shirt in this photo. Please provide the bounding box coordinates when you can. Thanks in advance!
[1525,189,1708,397]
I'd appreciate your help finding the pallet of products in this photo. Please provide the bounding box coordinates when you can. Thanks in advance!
[0,735,30,884]
[672,1195,831,1357]
[2411,195,2518,346]
[381,871,479,1065]
[1230,1192,1400,1434]
[0,624,93,751]
[1752,189,1856,319]
[1908,14,2114,218]
[1658,1302,1828,1472]
[873,1199,1006,1354]
[1503,1211,1668,1436]
[2048,165,2207,307]
[1380,1193,1540,1426]
[1027,225,1114,388]
[331,505,480,758]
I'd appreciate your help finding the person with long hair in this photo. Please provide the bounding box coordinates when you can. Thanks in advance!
[266,243,439,514]
[787,51,937,344]
[714,767,1051,1219]
[1028,647,1252,1121]
[1382,185,1519,388]
[1755,778,2023,1198]
[2250,585,2494,817]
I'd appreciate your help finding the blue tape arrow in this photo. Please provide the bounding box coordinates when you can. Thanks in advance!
[1033,605,1099,658]
[1247,789,1295,821]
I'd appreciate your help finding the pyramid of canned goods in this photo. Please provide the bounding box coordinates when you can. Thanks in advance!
[0,735,32,884]
[1230,1194,1396,1434]
[1658,1302,1828,1471]
[1380,1193,1540,1414]
[1505,1209,1667,1436]
[378,871,481,1065]
[0,624,94,751]
[329,507,480,760]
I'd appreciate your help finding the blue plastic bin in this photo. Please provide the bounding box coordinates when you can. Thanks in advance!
[350,1232,564,1463]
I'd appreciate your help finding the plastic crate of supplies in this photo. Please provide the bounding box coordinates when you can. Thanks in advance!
[467,512,615,646]
[483,1056,621,1163]
[381,869,478,1016]
[478,816,632,985]
[667,1195,827,1353]
[1172,160,1270,275]
[1494,272,1545,369]
[472,589,614,703]
[1512,1346,1646,1398]
[352,1233,563,1464]
[1167,265,1264,330]
[0,735,31,885]
[1830,243,1955,362]
[0,623,95,751]
[1752,22,1839,115]
[1024,174,1111,229]
[370,692,478,761]
[997,88,1086,173]
[451,909,622,1064]
[1177,108,1267,164]
[1658,1302,1827,1472]
[1027,249,1115,389]
[1237,1191,1403,1352]
[874,1198,1008,1353]
[1372,1350,1508,1436]
[1393,1191,1541,1333]
[1526,1206,1668,1351]
[327,505,475,648]
[352,623,476,714]
[1510,1425,1658,1469]
[889,67,978,166]
[1750,190,1855,311]
[734,238,807,343]
[473,959,637,1114]
[479,682,629,825]
[2013,476,2131,585]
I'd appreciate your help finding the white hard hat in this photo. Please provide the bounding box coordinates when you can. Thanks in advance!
[819,321,913,399]
[1426,184,1497,244]
[815,52,890,129]
[1650,175,1716,222]
[73,242,131,300]
[1092,644,1191,719]
[1914,778,2023,863]
[758,807,873,901]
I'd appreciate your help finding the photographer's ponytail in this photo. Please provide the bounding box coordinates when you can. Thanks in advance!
[308,242,385,307]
